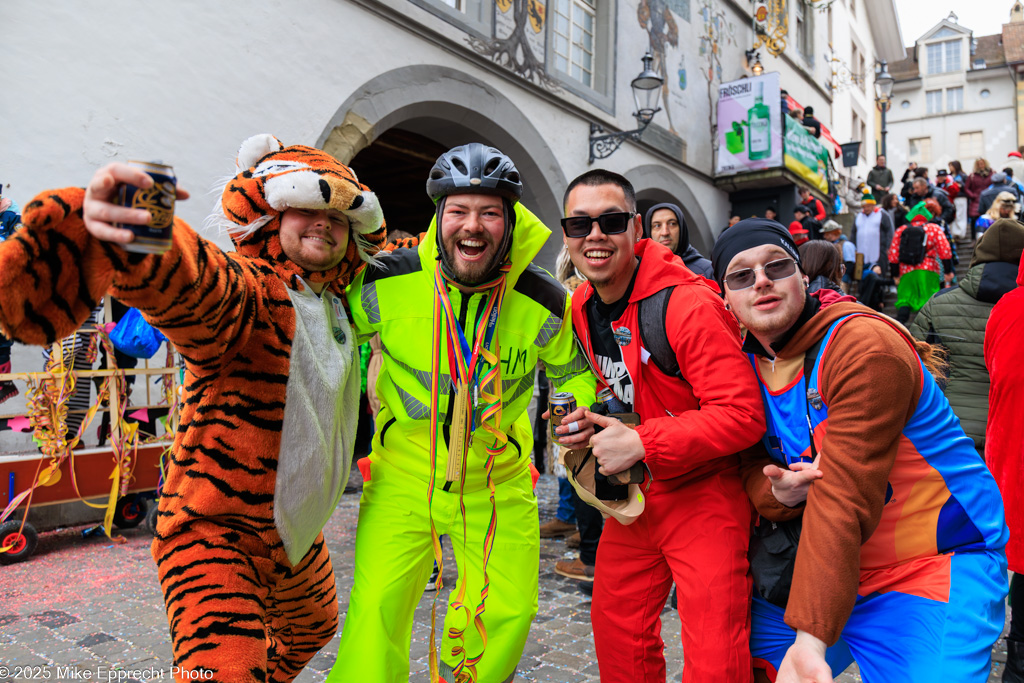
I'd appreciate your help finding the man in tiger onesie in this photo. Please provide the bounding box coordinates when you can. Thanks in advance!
[329,143,597,682]
[0,134,386,682]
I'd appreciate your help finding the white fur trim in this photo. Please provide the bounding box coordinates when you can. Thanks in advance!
[347,190,384,235]
[236,134,283,172]
[263,168,324,212]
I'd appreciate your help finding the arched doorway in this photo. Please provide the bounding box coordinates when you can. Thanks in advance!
[348,128,448,240]
[625,165,715,257]
[317,65,568,270]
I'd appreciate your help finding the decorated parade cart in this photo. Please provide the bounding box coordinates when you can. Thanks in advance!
[0,301,179,563]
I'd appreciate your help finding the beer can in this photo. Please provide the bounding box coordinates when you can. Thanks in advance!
[549,391,577,440]
[116,160,176,254]
[597,386,629,414]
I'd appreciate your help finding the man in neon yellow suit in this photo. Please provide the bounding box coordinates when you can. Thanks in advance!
[330,143,596,682]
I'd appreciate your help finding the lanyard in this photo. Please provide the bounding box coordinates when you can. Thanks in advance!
[433,266,503,426]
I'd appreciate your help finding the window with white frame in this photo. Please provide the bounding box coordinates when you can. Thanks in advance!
[857,49,866,93]
[438,0,463,10]
[926,90,943,115]
[946,87,964,112]
[909,137,933,164]
[851,111,867,159]
[927,39,962,74]
[851,42,865,91]
[552,0,596,88]
[959,131,984,160]
[795,0,813,62]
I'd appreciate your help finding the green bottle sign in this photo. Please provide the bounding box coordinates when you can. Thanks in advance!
[748,81,771,160]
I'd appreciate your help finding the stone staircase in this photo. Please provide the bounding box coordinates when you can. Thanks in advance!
[877,235,976,326]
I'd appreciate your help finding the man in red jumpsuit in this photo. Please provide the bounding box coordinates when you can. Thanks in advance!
[561,169,766,681]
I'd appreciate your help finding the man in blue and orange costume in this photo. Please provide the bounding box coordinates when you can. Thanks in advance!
[712,218,1009,683]
[330,143,597,682]
[0,134,387,683]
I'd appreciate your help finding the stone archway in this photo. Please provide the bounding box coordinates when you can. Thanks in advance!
[625,165,714,256]
[316,65,568,269]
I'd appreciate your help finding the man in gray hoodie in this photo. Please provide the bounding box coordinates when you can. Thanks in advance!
[642,202,713,278]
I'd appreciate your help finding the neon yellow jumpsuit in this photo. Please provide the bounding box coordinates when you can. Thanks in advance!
[330,204,595,682]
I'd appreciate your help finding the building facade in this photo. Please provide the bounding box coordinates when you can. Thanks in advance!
[7,0,902,259]
[887,8,1021,180]
[826,0,905,196]
[3,0,904,456]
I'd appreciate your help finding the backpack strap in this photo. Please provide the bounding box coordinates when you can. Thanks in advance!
[802,337,824,462]
[637,286,681,378]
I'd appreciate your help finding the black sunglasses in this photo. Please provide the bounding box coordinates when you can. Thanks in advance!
[724,258,798,291]
[560,212,636,238]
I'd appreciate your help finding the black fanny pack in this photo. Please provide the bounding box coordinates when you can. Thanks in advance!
[749,503,802,608]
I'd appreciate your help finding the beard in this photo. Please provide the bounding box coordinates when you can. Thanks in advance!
[442,231,502,284]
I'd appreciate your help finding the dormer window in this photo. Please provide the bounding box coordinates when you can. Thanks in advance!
[927,39,962,74]
[973,58,986,69]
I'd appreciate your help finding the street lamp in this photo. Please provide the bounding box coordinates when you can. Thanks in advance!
[745,49,764,76]
[589,52,664,163]
[873,60,894,157]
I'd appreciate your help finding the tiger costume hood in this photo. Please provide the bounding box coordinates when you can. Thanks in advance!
[208,134,386,292]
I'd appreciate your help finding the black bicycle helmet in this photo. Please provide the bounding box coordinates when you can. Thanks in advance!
[427,143,523,284]
[426,143,523,204]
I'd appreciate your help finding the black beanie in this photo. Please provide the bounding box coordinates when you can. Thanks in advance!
[711,218,801,286]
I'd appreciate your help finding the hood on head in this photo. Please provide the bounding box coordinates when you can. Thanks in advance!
[643,202,689,255]
[206,134,387,291]
[973,219,1024,267]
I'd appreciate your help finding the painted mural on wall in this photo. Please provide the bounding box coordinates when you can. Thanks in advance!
[469,0,559,89]
[698,0,735,84]
[697,0,736,156]
[637,0,680,133]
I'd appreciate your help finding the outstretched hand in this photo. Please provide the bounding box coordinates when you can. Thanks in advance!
[764,454,822,508]
[83,162,189,243]
[585,410,644,476]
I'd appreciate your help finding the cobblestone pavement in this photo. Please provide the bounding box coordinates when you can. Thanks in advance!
[0,472,1011,682]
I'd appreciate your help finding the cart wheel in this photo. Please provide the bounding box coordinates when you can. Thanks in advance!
[0,521,38,564]
[113,495,149,529]
[144,504,160,535]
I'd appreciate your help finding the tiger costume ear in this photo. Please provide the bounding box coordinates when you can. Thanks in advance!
[235,134,284,172]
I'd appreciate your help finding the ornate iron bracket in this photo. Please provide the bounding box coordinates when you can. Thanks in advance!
[588,112,661,163]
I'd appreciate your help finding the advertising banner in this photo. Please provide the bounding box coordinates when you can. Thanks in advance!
[715,72,783,176]
[784,116,829,194]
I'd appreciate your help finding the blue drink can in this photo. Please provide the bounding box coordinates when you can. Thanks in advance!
[116,160,176,254]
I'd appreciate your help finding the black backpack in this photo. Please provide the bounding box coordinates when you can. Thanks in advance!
[898,225,928,265]
[637,286,682,378]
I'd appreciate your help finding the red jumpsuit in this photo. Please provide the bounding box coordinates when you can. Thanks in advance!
[571,240,766,682]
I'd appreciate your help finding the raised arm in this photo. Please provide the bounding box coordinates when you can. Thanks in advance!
[0,166,261,367]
